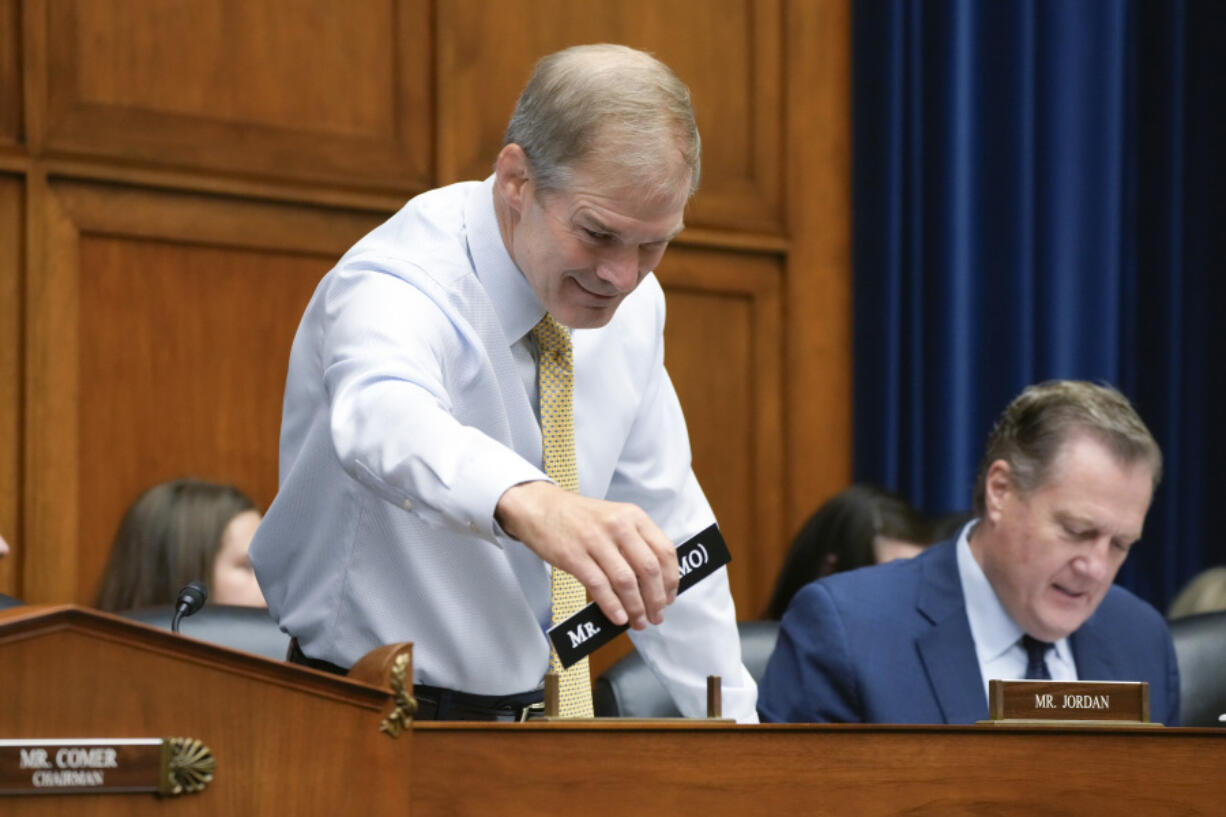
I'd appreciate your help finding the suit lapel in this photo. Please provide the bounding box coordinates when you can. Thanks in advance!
[915,542,989,723]
[1069,615,1120,681]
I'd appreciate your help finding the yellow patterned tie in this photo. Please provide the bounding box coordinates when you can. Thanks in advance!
[531,314,593,718]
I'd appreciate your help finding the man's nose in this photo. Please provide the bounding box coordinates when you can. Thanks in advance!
[594,247,640,293]
[1074,539,1115,582]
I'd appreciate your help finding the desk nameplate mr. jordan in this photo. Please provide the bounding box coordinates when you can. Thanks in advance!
[986,679,1153,726]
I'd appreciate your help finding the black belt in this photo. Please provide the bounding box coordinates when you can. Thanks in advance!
[287,639,546,721]
[287,638,350,675]
[412,684,546,722]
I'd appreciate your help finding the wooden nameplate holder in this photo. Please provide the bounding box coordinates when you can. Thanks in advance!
[538,673,731,722]
[982,679,1158,727]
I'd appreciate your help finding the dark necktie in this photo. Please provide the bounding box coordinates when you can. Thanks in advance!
[1021,634,1053,680]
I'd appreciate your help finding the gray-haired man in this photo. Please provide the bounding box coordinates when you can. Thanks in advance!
[760,380,1179,724]
[251,44,757,721]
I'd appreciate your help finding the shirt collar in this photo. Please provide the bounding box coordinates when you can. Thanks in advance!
[957,521,1025,663]
[956,521,1074,667]
[464,175,546,346]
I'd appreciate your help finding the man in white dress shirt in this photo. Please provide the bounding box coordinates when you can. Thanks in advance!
[250,44,757,721]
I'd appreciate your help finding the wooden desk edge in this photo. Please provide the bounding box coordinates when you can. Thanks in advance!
[412,720,1225,736]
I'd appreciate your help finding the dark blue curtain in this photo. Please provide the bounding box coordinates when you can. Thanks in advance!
[852,0,1226,610]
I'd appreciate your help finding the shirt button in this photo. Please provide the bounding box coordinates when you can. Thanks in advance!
[469,521,480,533]
[402,499,414,511]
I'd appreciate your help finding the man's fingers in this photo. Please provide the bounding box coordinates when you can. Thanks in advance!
[571,562,628,627]
[616,535,670,626]
[588,546,650,629]
[639,521,680,602]
[499,485,682,630]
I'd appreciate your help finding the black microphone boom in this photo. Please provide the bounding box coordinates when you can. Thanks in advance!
[171,580,209,633]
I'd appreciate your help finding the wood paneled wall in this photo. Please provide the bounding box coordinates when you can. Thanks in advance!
[0,0,850,673]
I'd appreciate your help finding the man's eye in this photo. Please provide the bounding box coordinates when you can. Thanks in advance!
[583,228,612,241]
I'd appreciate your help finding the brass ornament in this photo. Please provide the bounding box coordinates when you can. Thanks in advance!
[160,736,215,796]
[379,651,417,738]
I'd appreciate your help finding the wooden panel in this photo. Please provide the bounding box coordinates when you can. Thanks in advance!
[25,181,388,603]
[659,247,785,618]
[71,239,310,602]
[783,0,852,531]
[437,0,784,234]
[0,176,19,596]
[0,0,17,146]
[38,0,432,191]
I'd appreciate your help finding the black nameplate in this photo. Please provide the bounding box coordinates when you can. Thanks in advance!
[546,523,732,669]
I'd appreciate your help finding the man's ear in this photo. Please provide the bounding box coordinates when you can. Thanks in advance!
[494,144,531,216]
[983,459,1013,524]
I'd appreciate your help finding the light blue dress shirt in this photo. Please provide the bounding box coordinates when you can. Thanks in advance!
[956,522,1077,702]
[250,176,757,720]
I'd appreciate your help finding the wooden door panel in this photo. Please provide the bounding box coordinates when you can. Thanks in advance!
[25,180,387,603]
[0,176,20,596]
[0,0,18,146]
[659,246,785,617]
[37,0,432,191]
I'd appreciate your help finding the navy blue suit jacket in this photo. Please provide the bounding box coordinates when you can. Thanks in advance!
[757,540,1181,725]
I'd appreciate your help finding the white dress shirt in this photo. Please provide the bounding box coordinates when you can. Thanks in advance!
[956,522,1077,702]
[250,176,757,721]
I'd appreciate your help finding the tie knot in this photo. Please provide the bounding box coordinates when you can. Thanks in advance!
[531,314,571,355]
[1021,634,1052,662]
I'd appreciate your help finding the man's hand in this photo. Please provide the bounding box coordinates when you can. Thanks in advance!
[495,481,679,630]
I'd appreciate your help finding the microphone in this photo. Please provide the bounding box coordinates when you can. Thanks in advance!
[171,581,209,634]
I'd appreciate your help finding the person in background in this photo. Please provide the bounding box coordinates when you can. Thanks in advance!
[0,533,19,609]
[764,484,932,619]
[1167,566,1226,620]
[758,380,1180,725]
[95,478,265,612]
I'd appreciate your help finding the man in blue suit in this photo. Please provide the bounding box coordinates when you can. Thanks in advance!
[758,381,1180,725]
